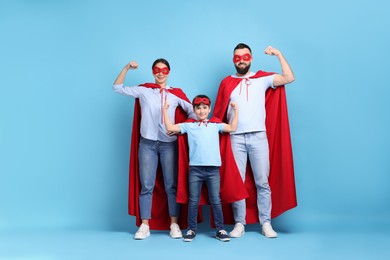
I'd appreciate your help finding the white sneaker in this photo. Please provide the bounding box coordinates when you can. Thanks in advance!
[134,223,150,240]
[262,222,277,238]
[229,223,245,238]
[169,223,182,239]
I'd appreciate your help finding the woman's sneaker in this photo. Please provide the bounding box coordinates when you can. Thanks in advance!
[216,230,230,242]
[183,230,196,242]
[134,223,150,240]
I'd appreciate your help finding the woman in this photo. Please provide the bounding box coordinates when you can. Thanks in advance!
[113,58,195,240]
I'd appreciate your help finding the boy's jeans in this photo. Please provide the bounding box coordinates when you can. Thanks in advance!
[187,166,224,231]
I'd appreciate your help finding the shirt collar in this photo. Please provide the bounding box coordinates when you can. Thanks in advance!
[231,71,255,79]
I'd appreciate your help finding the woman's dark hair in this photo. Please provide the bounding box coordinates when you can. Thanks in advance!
[234,43,252,54]
[152,58,170,70]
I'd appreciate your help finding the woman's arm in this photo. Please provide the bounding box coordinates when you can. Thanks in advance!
[112,61,140,97]
[113,61,138,85]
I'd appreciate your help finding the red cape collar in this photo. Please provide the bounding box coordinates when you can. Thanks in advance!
[139,83,191,103]
[184,117,222,123]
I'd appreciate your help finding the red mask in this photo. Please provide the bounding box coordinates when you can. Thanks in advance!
[233,53,252,63]
[152,67,170,75]
[193,97,210,106]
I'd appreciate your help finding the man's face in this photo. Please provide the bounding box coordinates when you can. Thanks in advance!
[233,48,252,76]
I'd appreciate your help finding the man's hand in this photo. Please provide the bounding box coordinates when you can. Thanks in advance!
[264,46,281,56]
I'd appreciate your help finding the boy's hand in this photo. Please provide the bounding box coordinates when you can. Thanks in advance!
[230,102,238,110]
[164,101,170,110]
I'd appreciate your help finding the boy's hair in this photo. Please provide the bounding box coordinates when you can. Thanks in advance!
[234,43,252,54]
[192,95,211,108]
[152,58,170,70]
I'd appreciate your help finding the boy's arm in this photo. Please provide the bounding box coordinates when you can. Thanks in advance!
[163,101,181,133]
[222,102,238,133]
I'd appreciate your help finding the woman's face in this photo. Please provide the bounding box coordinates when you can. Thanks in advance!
[152,62,170,86]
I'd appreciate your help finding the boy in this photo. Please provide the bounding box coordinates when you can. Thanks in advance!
[163,95,238,242]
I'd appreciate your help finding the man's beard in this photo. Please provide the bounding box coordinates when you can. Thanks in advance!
[235,62,251,75]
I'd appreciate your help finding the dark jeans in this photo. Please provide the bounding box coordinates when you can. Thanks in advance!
[188,166,224,231]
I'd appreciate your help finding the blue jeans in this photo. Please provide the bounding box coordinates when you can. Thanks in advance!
[138,137,179,220]
[187,166,224,231]
[230,132,271,225]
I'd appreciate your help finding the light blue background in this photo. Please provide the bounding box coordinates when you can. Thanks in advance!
[1,0,390,259]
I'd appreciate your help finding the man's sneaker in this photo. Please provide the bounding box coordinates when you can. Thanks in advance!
[134,223,150,240]
[183,230,196,242]
[169,223,183,239]
[262,222,278,238]
[216,230,230,242]
[229,222,245,238]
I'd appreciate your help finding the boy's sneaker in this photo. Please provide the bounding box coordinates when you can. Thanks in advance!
[134,223,150,240]
[216,230,230,242]
[169,223,183,239]
[183,230,196,242]
[261,222,278,238]
[229,222,245,238]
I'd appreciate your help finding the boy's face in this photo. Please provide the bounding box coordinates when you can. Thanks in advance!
[194,104,210,122]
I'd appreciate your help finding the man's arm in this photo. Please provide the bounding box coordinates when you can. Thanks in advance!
[163,101,181,133]
[264,46,295,87]
[222,102,238,132]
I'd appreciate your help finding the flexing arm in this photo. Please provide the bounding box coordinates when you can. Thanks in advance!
[113,61,139,85]
[223,102,238,132]
[163,101,181,133]
[264,46,295,87]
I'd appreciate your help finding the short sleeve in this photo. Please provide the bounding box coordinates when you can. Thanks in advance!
[217,123,224,133]
[265,74,276,89]
[179,123,188,134]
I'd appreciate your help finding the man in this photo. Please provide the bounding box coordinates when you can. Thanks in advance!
[213,43,296,238]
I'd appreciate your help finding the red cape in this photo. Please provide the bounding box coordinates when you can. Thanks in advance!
[128,83,192,230]
[213,71,297,224]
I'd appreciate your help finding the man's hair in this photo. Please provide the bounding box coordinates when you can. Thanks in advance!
[234,43,252,54]
[152,58,170,70]
[192,94,211,108]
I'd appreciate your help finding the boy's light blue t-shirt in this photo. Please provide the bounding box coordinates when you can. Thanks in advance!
[179,122,224,166]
